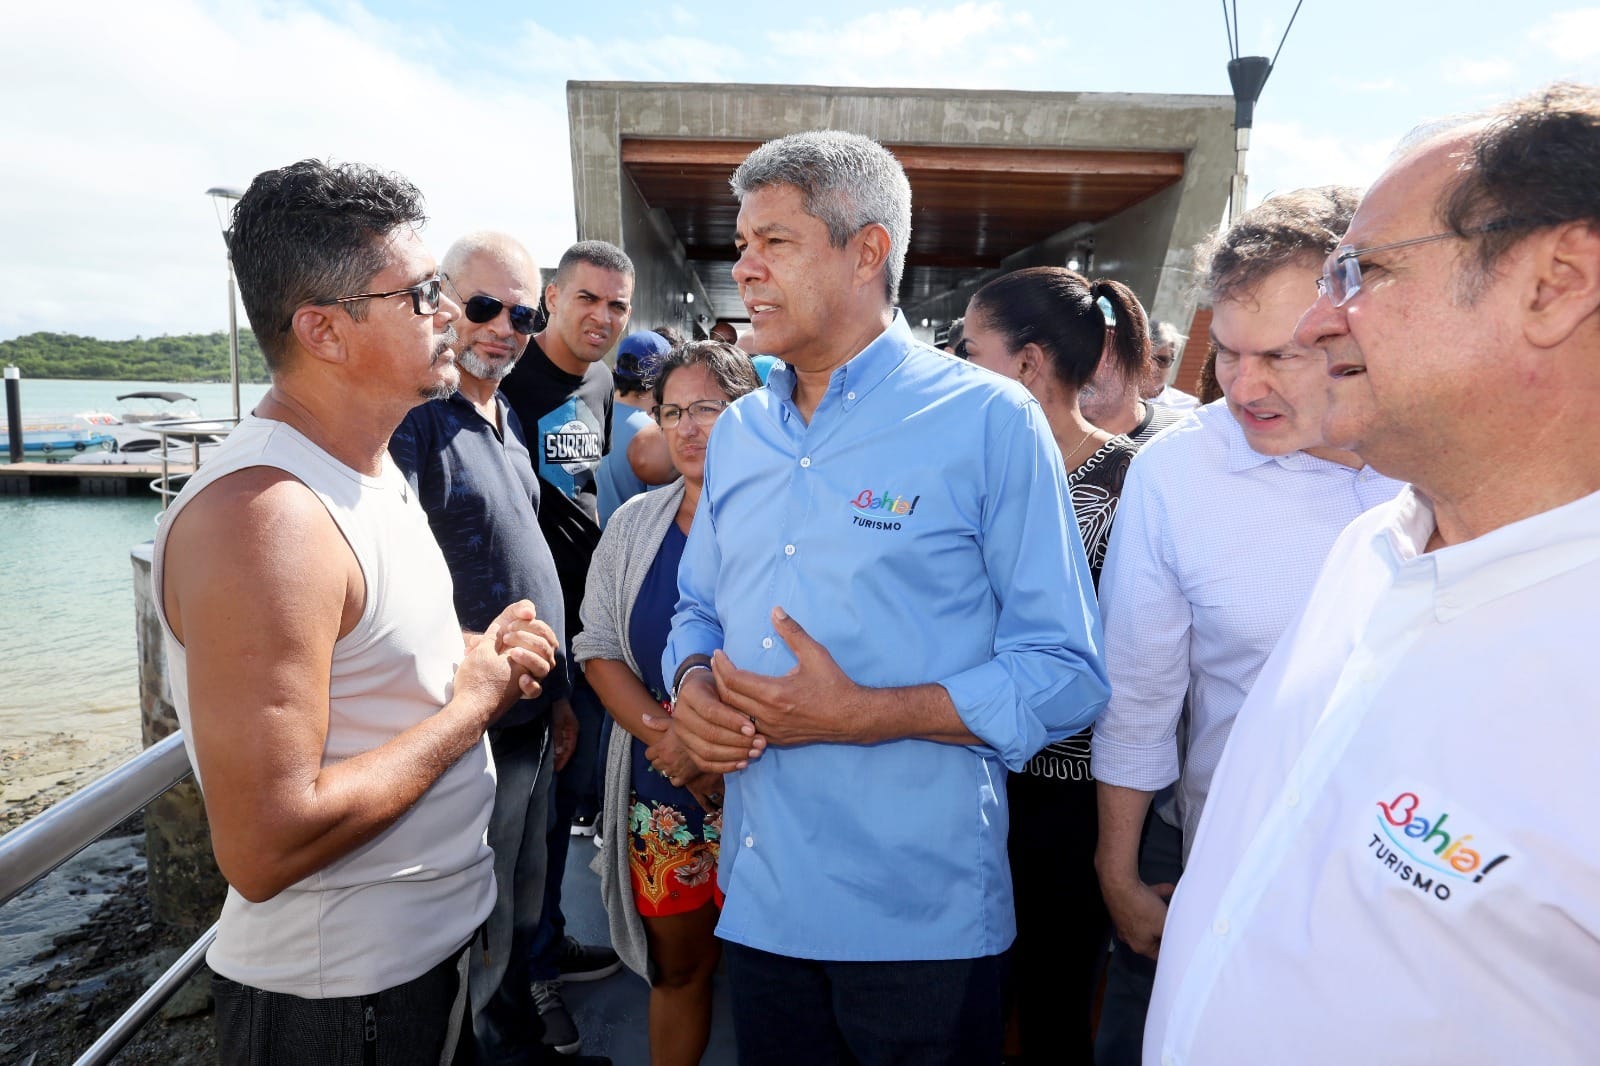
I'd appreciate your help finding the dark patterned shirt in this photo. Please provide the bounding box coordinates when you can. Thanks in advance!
[1023,434,1139,780]
[1069,437,1139,589]
[388,391,569,729]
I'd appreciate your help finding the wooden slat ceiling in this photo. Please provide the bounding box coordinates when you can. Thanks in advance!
[623,137,1185,320]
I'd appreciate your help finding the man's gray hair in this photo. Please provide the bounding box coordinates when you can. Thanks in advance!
[730,130,912,304]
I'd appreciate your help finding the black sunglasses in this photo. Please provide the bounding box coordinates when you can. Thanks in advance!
[462,294,539,335]
[443,274,538,335]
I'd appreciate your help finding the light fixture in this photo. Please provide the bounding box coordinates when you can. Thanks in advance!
[685,291,695,305]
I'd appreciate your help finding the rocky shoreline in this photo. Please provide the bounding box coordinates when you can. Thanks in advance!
[2,737,216,1063]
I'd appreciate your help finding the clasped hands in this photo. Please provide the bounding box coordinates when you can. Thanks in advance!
[459,600,560,716]
[646,606,864,775]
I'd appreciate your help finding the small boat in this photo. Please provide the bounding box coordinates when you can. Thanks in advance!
[0,414,117,461]
[77,391,215,454]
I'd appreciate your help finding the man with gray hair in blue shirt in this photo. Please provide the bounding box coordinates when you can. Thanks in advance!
[661,129,1110,1064]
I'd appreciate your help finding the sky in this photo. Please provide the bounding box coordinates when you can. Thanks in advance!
[0,0,1595,343]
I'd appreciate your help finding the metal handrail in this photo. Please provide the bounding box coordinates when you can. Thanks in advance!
[72,922,218,1066]
[147,416,239,511]
[0,732,192,907]
[1,731,210,1063]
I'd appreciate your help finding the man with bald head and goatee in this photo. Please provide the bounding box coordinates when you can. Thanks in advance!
[388,232,607,1065]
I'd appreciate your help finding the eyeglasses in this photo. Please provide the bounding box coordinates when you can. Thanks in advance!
[653,399,729,429]
[1315,219,1522,308]
[317,276,444,317]
[445,275,539,334]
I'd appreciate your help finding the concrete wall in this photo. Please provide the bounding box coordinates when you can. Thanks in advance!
[569,81,1234,372]
[131,543,227,931]
[616,169,714,339]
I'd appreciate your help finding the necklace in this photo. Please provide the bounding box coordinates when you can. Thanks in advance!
[1062,426,1095,468]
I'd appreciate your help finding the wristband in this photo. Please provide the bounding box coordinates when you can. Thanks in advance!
[673,663,712,702]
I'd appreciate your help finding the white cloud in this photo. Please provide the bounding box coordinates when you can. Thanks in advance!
[0,1,575,341]
[1335,77,1401,93]
[1246,120,1400,206]
[1442,57,1516,86]
[765,3,1068,89]
[1528,8,1600,61]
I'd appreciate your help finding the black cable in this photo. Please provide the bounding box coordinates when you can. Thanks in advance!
[1270,0,1307,68]
[1221,0,1236,58]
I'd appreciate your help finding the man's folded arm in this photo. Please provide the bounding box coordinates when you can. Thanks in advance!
[663,458,727,686]
[941,399,1109,768]
[1090,458,1192,790]
[167,470,526,903]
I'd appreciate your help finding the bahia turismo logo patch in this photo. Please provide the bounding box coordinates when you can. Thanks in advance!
[849,488,920,531]
[1367,787,1511,902]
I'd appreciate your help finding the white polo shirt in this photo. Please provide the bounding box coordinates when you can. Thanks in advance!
[1091,401,1401,855]
[1147,485,1600,1066]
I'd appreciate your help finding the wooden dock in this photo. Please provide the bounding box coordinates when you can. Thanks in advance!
[0,460,190,497]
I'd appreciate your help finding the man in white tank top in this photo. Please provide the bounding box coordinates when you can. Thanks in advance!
[153,160,560,1065]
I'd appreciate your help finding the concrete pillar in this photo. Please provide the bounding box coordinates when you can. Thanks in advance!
[131,542,226,929]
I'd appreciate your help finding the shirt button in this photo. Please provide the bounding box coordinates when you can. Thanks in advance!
[744,835,755,848]
[1162,1055,1177,1066]
[784,544,795,556]
[846,391,857,401]
[800,456,812,468]
[1213,918,1230,936]
[761,637,774,649]
[1285,790,1300,808]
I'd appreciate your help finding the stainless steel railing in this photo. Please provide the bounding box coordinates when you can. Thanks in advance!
[147,416,239,511]
[0,732,191,906]
[0,731,217,1065]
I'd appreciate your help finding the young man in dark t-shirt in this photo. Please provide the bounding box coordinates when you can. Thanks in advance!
[498,239,634,1056]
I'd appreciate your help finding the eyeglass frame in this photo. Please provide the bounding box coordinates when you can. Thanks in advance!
[314,275,445,318]
[443,274,540,335]
[1315,219,1523,308]
[652,398,730,429]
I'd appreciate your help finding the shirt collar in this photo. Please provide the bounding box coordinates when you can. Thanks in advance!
[1377,485,1600,621]
[1219,404,1369,478]
[765,311,912,422]
[445,388,507,438]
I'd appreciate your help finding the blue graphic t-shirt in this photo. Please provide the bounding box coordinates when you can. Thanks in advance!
[499,336,614,637]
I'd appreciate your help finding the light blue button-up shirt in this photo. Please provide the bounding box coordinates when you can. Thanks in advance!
[664,312,1109,961]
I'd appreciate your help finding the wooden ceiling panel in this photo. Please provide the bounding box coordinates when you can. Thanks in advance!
[625,136,1184,317]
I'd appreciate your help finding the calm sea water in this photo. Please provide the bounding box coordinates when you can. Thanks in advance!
[0,379,270,745]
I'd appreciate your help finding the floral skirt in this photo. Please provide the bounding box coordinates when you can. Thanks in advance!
[628,792,722,917]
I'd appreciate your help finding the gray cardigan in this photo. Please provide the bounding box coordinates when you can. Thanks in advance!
[570,479,687,981]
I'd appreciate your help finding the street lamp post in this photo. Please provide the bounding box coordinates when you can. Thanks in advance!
[1220,1,1305,222]
[206,186,244,420]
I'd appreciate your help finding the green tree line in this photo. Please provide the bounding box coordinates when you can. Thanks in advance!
[0,331,269,382]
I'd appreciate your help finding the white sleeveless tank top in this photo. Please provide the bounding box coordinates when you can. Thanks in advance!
[152,415,495,998]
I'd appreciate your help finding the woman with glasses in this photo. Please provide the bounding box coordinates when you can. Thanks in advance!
[573,340,760,1066]
[960,266,1149,1065]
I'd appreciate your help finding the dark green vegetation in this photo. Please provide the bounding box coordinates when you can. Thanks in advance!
[0,332,268,382]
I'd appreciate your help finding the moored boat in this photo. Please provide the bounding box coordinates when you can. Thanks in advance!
[0,415,116,461]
